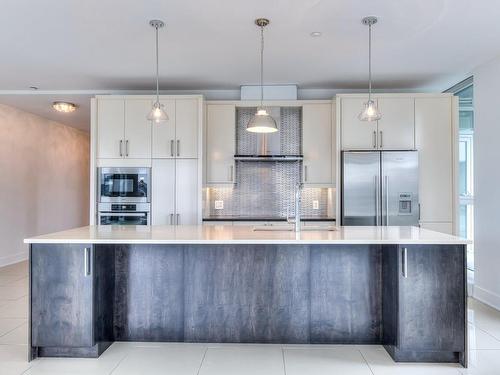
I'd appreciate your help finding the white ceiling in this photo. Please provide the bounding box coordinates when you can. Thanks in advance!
[0,0,498,130]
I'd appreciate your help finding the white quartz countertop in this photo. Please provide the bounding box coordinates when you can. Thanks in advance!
[24,225,471,245]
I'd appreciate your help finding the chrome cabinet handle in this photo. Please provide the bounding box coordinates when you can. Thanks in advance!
[304,165,308,182]
[176,213,180,225]
[125,140,129,157]
[379,131,383,149]
[119,140,123,157]
[229,165,234,182]
[402,247,408,278]
[84,247,91,276]
[373,131,377,149]
[170,213,173,225]
[418,203,421,221]
[170,140,174,157]
[177,140,180,157]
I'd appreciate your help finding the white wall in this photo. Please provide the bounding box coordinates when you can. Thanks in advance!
[0,104,89,266]
[473,56,500,310]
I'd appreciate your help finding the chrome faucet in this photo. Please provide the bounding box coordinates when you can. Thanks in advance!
[287,183,302,232]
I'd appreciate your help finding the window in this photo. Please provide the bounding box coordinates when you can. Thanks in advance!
[447,78,474,270]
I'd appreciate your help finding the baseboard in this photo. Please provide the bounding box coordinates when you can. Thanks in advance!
[0,251,28,268]
[474,285,500,311]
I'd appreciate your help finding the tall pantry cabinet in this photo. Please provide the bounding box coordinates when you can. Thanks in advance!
[90,95,203,225]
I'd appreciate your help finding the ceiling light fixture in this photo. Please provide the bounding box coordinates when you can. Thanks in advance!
[358,16,382,122]
[52,101,77,113]
[310,31,322,37]
[147,19,168,124]
[246,18,278,133]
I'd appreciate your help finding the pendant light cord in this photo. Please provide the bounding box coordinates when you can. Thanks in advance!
[368,23,372,102]
[260,25,264,108]
[155,25,160,104]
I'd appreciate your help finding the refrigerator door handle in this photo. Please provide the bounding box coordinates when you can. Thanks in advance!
[384,175,389,226]
[374,175,379,226]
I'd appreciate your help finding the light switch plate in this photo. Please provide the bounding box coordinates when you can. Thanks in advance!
[313,200,319,210]
[215,200,224,210]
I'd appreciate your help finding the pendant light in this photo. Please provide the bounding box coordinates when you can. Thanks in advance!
[246,18,278,133]
[147,20,168,123]
[358,16,382,122]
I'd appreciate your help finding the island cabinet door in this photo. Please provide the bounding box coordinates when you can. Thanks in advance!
[31,244,94,347]
[397,244,465,352]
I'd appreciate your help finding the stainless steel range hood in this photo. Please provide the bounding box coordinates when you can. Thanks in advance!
[234,107,303,161]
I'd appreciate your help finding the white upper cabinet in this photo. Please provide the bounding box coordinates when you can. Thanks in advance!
[124,99,152,158]
[206,104,236,184]
[340,96,415,150]
[152,99,199,158]
[97,99,125,158]
[152,100,176,158]
[341,98,377,150]
[377,98,415,150]
[302,103,334,186]
[175,99,199,158]
[97,98,152,159]
[415,97,453,223]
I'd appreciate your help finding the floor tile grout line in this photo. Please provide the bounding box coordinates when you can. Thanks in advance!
[196,346,209,375]
[357,348,375,375]
[0,320,26,339]
[108,349,131,375]
[281,347,287,375]
[472,324,500,343]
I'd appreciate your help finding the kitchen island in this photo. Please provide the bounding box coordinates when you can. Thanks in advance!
[25,225,470,366]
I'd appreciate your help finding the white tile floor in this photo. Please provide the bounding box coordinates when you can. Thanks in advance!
[1,261,500,375]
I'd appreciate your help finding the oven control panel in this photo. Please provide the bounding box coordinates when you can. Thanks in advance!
[111,204,137,211]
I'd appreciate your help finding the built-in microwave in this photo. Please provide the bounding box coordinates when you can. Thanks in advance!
[98,167,150,203]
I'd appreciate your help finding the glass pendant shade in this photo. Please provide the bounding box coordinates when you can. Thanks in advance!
[358,99,382,122]
[247,108,278,133]
[147,101,169,123]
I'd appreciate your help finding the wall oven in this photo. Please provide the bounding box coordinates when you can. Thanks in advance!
[98,203,150,226]
[98,167,150,203]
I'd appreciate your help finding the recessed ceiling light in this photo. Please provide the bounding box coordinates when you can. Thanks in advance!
[52,101,77,113]
[310,31,322,37]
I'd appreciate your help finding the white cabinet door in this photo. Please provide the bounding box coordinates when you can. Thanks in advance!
[302,103,333,185]
[124,99,152,158]
[415,97,453,222]
[206,104,236,184]
[176,159,199,224]
[151,159,175,225]
[97,99,125,158]
[175,99,199,158]
[152,100,176,158]
[377,98,415,150]
[341,98,378,150]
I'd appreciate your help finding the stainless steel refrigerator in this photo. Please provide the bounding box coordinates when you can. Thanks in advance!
[341,151,419,226]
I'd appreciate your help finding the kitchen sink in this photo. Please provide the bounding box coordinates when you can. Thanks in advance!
[252,225,337,232]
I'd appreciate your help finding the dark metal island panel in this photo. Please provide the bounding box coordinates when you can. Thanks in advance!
[29,242,467,367]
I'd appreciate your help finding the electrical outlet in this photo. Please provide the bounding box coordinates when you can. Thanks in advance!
[313,200,319,210]
[214,200,224,210]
